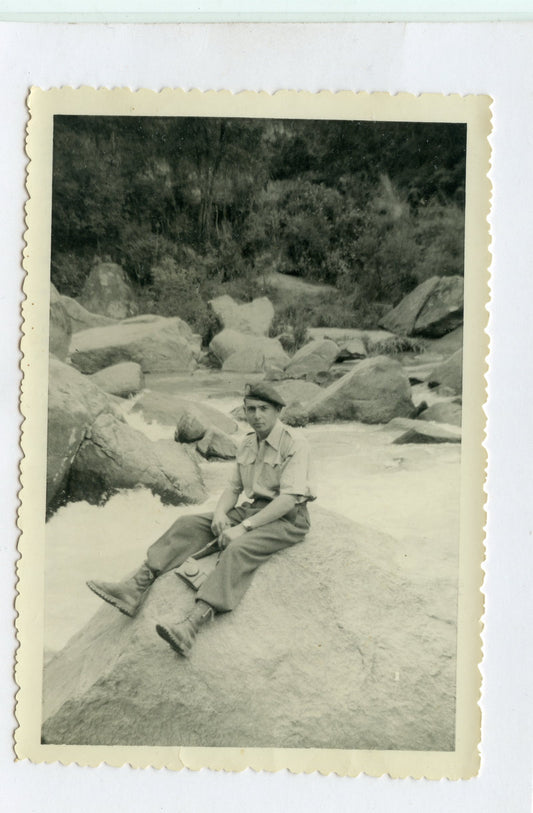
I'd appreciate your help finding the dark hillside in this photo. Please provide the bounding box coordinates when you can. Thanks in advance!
[51,116,466,337]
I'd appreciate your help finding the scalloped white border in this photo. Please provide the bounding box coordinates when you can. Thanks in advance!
[16,87,491,778]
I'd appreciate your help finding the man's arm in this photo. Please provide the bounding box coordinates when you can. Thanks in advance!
[217,493,298,548]
[243,494,298,529]
[211,486,240,536]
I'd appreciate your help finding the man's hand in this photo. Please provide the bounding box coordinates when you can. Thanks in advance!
[218,524,246,549]
[211,512,231,537]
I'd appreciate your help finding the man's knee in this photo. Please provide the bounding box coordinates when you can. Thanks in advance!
[168,513,212,536]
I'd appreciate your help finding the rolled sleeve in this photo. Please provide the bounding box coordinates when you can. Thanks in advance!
[226,461,243,496]
[279,438,314,501]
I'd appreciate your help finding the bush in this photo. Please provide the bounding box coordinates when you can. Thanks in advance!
[366,335,427,356]
[413,201,464,281]
[50,252,93,297]
[270,303,311,354]
[146,256,220,344]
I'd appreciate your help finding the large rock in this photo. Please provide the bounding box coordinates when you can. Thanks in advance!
[274,379,323,405]
[68,413,205,506]
[175,411,207,443]
[418,401,462,427]
[427,349,463,395]
[69,317,201,374]
[334,337,367,362]
[380,276,464,338]
[42,507,456,751]
[47,359,204,514]
[209,295,274,336]
[390,418,461,444]
[47,357,117,509]
[49,284,72,360]
[414,276,464,337]
[132,391,238,435]
[304,356,416,424]
[380,277,440,335]
[196,427,238,460]
[308,327,393,344]
[222,347,289,373]
[283,339,339,379]
[210,329,289,373]
[89,362,144,398]
[426,326,463,355]
[78,261,139,319]
[60,295,118,333]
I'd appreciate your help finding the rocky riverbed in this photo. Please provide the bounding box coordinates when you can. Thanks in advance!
[44,368,460,654]
[42,277,464,748]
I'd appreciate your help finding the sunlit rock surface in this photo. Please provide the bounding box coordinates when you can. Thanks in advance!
[42,506,456,751]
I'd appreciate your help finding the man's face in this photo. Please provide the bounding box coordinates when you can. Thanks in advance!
[243,398,279,439]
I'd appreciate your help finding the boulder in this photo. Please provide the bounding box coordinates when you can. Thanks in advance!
[47,357,117,509]
[304,356,416,424]
[78,261,139,319]
[390,418,461,444]
[209,295,274,336]
[308,327,393,344]
[221,347,286,374]
[334,337,367,362]
[418,401,462,427]
[380,277,440,335]
[121,314,165,325]
[427,349,463,395]
[426,326,463,355]
[89,362,144,398]
[60,295,118,333]
[413,276,464,337]
[263,365,285,381]
[274,379,323,406]
[283,339,339,379]
[196,427,238,460]
[230,404,246,421]
[68,413,205,506]
[380,276,464,338]
[42,507,456,751]
[132,391,238,435]
[210,329,289,372]
[175,411,207,443]
[281,402,309,427]
[69,317,201,374]
[49,284,72,361]
[47,358,205,514]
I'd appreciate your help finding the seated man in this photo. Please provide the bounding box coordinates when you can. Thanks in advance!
[87,382,316,657]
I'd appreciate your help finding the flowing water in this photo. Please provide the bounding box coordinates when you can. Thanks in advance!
[44,368,461,656]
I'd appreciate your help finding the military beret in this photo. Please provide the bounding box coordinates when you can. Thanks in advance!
[244,382,286,408]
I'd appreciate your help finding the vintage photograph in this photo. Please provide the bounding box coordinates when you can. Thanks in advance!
[17,89,489,776]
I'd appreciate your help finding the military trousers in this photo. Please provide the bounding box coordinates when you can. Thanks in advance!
[146,500,310,613]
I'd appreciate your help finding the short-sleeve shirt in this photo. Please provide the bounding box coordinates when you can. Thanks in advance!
[227,420,316,504]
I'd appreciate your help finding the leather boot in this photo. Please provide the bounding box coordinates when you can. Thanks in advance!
[155,600,214,657]
[86,561,157,617]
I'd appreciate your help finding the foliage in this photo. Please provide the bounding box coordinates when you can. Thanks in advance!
[365,335,427,356]
[50,252,93,298]
[50,115,467,330]
[142,256,219,343]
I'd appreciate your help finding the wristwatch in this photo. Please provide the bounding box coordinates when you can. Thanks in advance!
[242,519,254,531]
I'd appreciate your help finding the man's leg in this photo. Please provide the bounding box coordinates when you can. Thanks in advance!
[87,511,217,616]
[146,512,216,573]
[155,514,307,655]
[196,518,306,612]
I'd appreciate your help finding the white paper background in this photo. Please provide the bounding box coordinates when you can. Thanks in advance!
[1,21,531,813]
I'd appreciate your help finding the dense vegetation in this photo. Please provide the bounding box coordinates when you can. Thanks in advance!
[51,115,466,338]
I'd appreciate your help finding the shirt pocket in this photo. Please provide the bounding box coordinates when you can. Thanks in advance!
[260,461,282,490]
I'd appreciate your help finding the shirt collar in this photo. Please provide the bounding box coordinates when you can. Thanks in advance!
[245,420,285,452]
[264,420,284,451]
